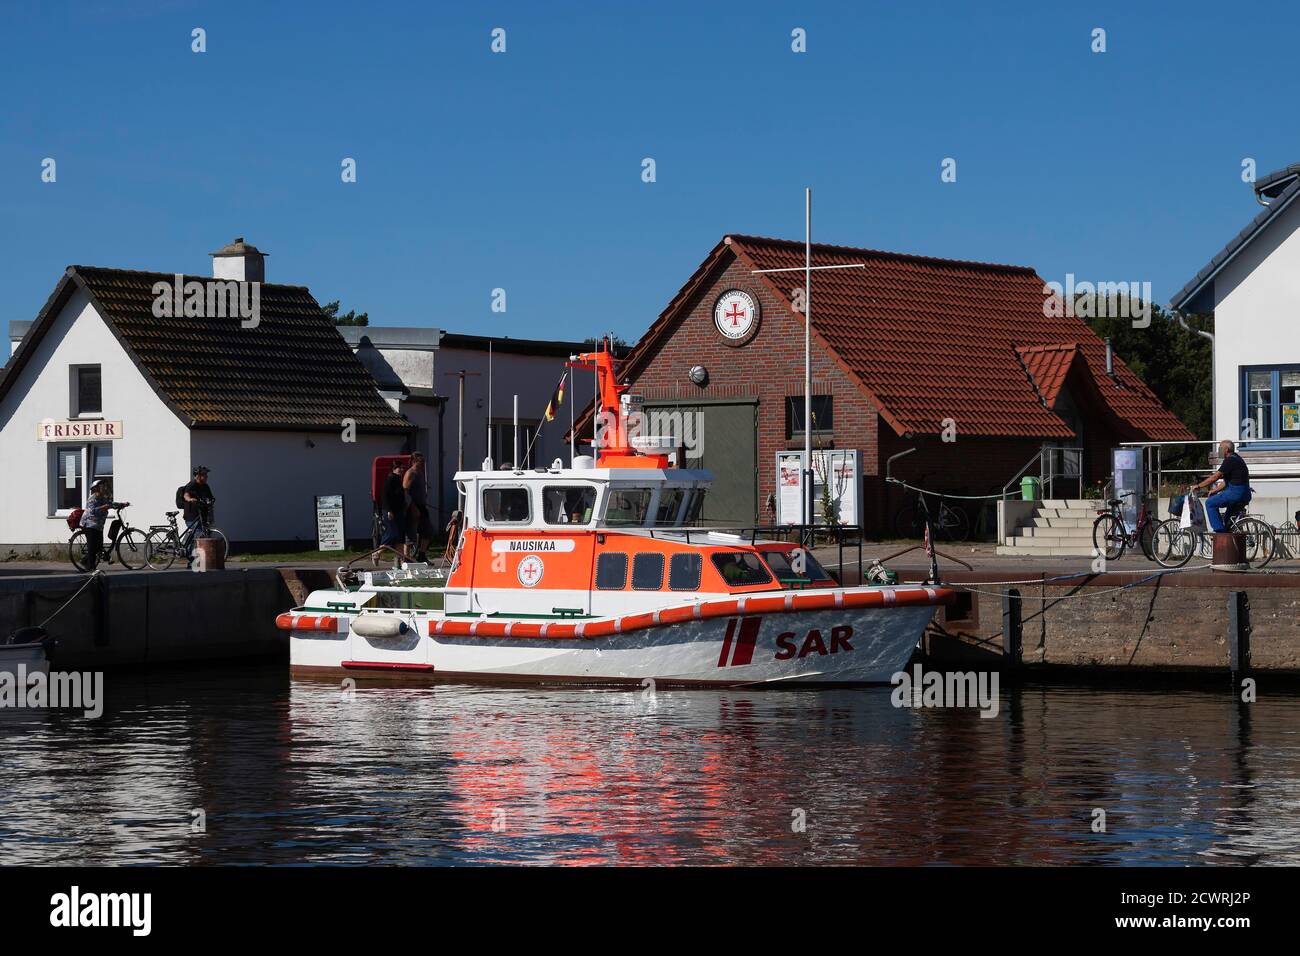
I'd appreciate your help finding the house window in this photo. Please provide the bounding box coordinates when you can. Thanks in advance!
[786,395,833,440]
[51,442,113,513]
[73,365,102,416]
[488,420,539,469]
[1240,366,1300,441]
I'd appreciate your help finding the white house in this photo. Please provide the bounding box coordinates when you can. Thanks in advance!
[340,327,598,525]
[0,239,413,553]
[1172,163,1300,500]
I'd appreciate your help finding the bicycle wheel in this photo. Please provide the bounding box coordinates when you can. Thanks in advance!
[1234,517,1277,568]
[1138,520,1160,561]
[207,528,231,560]
[145,529,178,570]
[116,528,149,570]
[68,530,95,572]
[938,503,970,542]
[1092,514,1126,561]
[1152,519,1193,568]
[892,503,922,539]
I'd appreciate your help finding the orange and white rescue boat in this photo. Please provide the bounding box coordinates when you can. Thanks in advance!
[280,349,955,686]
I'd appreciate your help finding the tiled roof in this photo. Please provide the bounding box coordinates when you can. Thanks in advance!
[1017,343,1078,407]
[0,266,412,431]
[597,235,1193,442]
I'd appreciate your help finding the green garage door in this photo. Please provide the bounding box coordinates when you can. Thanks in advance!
[644,401,757,527]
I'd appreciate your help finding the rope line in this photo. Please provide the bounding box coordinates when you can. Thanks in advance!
[885,477,1072,502]
[38,569,102,628]
[947,563,1216,602]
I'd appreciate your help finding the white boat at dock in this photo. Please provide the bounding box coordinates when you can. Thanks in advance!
[279,348,954,686]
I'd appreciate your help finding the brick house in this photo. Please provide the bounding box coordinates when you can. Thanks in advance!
[574,234,1193,534]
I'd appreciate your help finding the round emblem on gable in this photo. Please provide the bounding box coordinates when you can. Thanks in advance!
[714,289,760,345]
[517,555,545,588]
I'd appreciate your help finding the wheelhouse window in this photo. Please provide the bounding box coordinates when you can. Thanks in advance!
[711,552,772,587]
[73,365,102,416]
[760,548,832,584]
[542,486,596,525]
[682,489,707,526]
[1241,366,1300,440]
[605,488,653,526]
[482,487,531,523]
[631,553,665,590]
[653,488,685,526]
[786,395,833,440]
[596,552,628,590]
[668,553,702,590]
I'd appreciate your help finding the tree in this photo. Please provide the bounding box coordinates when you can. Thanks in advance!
[322,300,369,326]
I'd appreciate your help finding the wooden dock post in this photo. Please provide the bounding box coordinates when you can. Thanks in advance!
[1228,590,1250,677]
[1002,588,1022,668]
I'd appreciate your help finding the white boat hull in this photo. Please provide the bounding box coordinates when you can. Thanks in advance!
[289,596,943,686]
[0,643,50,680]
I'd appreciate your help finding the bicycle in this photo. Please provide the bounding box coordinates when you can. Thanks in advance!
[69,506,149,572]
[893,485,970,542]
[144,504,231,570]
[1091,492,1168,562]
[1156,495,1277,569]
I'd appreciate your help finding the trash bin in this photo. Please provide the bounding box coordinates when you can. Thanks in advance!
[1020,476,1041,501]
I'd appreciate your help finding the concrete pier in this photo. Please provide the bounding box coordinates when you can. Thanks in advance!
[916,568,1300,676]
[0,568,318,669]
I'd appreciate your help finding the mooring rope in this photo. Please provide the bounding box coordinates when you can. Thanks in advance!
[946,563,1216,602]
[37,569,102,628]
[885,477,1048,502]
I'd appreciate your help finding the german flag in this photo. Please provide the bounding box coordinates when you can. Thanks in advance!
[544,371,567,422]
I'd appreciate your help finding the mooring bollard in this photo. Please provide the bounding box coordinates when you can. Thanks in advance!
[1211,532,1248,572]
[195,537,226,571]
[1228,590,1250,676]
[1002,587,1022,667]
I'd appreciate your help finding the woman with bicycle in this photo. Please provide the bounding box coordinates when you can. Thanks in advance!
[79,479,130,572]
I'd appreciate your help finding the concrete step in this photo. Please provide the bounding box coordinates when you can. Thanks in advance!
[1042,499,1103,510]
[1034,507,1102,520]
[1028,516,1093,528]
[1015,526,1095,540]
[1003,535,1095,549]
[995,544,1097,556]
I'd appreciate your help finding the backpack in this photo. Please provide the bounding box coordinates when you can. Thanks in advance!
[176,485,187,509]
[66,508,84,531]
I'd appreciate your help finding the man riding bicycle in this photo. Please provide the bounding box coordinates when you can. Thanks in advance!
[1189,439,1251,533]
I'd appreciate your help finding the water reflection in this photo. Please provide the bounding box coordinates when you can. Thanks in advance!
[1,667,1298,865]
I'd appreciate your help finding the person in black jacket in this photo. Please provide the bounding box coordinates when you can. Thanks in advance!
[376,459,409,561]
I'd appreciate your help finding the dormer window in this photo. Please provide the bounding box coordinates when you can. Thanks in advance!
[72,365,102,416]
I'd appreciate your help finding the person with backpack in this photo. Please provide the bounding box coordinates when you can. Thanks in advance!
[80,479,129,572]
[181,465,216,558]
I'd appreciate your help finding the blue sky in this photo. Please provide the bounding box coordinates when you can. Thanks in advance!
[2,1,1294,342]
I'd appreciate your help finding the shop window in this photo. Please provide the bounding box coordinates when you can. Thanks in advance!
[668,553,702,590]
[482,487,531,523]
[1240,366,1300,441]
[596,552,628,590]
[72,365,102,416]
[50,442,112,514]
[542,486,596,525]
[631,553,665,590]
[786,395,833,440]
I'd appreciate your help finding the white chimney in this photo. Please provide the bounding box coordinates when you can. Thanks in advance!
[209,237,267,282]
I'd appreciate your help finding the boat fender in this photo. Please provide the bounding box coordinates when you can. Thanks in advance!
[350,615,411,639]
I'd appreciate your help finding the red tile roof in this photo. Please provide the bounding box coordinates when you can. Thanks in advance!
[1017,343,1078,408]
[609,235,1193,442]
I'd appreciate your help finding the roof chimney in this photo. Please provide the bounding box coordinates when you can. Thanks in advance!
[209,237,266,282]
[1104,337,1115,378]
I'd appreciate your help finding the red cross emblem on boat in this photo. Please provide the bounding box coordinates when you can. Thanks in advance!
[517,555,545,587]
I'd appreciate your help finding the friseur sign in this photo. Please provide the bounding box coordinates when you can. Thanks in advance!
[36,420,124,441]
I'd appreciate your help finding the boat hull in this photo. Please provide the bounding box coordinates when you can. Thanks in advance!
[289,594,946,686]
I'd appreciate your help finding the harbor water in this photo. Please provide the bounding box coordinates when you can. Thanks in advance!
[2,666,1298,866]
